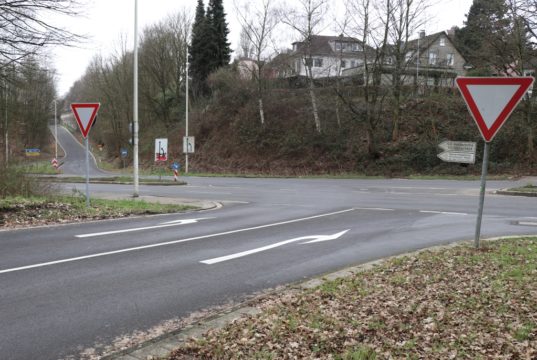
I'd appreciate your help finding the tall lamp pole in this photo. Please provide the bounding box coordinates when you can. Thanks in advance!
[54,100,58,159]
[185,44,189,174]
[4,80,7,165]
[133,0,140,197]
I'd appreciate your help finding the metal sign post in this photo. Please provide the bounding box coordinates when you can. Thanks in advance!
[85,137,90,207]
[474,142,489,248]
[456,77,534,248]
[71,103,100,208]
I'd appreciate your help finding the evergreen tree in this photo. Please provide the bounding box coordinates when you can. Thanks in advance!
[455,0,511,73]
[189,0,211,93]
[206,0,232,71]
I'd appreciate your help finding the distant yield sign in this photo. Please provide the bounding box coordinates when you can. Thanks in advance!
[71,103,100,138]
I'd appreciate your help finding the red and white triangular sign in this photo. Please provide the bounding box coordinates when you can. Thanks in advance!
[71,103,100,138]
[456,77,534,142]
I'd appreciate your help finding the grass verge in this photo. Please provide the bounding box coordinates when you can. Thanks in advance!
[507,184,537,193]
[169,238,537,359]
[0,196,197,228]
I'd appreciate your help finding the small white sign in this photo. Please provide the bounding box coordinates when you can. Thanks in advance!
[439,141,477,153]
[183,136,195,154]
[437,151,476,164]
[155,138,168,162]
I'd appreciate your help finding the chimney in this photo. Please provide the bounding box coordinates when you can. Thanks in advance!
[419,30,426,39]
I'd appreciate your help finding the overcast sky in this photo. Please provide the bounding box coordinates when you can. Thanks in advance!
[50,0,472,97]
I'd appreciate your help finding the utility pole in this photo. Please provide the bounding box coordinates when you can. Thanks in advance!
[54,100,58,159]
[185,43,189,174]
[133,0,140,197]
[4,79,7,165]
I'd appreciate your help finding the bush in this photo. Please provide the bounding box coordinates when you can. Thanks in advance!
[0,164,40,197]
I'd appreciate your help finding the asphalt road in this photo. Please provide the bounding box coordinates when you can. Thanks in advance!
[50,125,108,177]
[1,133,536,359]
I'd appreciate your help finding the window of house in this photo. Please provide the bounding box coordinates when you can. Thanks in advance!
[446,53,454,66]
[385,57,393,65]
[405,52,413,62]
[295,59,301,72]
[313,58,323,67]
[351,43,361,51]
[351,60,357,67]
[341,60,347,68]
[335,42,342,51]
[429,52,437,65]
[439,37,446,47]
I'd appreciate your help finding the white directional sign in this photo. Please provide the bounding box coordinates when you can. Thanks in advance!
[437,140,477,164]
[155,138,168,162]
[201,230,350,265]
[437,151,476,164]
[438,141,476,153]
[183,136,195,154]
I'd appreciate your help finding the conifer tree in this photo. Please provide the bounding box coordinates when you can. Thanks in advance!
[206,0,232,70]
[189,0,210,93]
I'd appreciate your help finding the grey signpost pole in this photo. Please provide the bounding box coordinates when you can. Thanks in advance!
[474,142,489,248]
[85,137,90,207]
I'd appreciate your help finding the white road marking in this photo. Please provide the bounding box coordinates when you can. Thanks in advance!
[201,230,350,264]
[518,221,537,226]
[354,207,395,211]
[75,218,214,238]
[0,208,355,275]
[420,210,468,216]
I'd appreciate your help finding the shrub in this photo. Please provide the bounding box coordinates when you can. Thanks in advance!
[0,164,40,197]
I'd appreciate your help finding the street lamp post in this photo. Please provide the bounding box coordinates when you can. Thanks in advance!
[53,99,58,159]
[185,44,189,174]
[4,80,7,165]
[133,0,140,197]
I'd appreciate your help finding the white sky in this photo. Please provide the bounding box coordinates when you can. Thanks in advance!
[50,0,472,97]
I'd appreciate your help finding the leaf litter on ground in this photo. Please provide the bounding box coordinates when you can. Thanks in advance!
[169,238,537,359]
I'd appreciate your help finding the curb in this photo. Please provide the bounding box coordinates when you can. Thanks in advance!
[495,189,537,197]
[105,234,537,360]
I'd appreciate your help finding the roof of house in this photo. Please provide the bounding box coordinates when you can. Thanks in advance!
[291,35,368,56]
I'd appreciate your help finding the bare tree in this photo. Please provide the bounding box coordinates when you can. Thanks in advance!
[336,0,392,157]
[235,0,279,125]
[280,0,329,133]
[0,0,82,68]
[386,0,429,141]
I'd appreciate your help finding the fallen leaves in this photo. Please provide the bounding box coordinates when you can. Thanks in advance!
[169,238,537,359]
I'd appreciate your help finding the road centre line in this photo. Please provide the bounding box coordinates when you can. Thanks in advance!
[0,208,355,275]
[420,210,468,216]
[354,207,395,211]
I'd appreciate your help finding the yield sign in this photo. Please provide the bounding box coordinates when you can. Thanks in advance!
[71,103,100,138]
[456,77,534,142]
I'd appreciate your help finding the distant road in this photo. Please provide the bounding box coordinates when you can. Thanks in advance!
[49,125,108,177]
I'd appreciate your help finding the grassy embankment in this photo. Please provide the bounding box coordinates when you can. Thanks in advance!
[170,238,537,359]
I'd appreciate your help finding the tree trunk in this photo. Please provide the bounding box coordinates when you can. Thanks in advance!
[307,74,321,133]
[258,97,265,125]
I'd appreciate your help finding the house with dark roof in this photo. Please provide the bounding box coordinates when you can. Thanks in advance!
[275,31,470,88]
[402,30,470,86]
[283,35,372,79]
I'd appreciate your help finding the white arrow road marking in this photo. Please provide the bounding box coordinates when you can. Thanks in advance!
[0,209,355,275]
[420,210,468,216]
[75,218,214,238]
[200,230,350,265]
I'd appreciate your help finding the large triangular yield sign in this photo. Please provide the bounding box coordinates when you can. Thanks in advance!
[71,103,100,138]
[456,77,534,142]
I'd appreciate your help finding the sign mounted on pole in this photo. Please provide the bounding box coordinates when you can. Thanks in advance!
[183,136,195,154]
[154,138,168,162]
[456,76,534,249]
[437,141,477,164]
[456,77,534,142]
[70,103,100,138]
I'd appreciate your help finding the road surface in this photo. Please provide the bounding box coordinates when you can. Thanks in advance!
[1,133,536,359]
